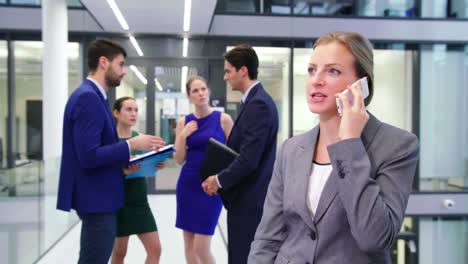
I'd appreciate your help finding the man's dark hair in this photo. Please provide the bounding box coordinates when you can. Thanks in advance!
[87,39,127,72]
[223,44,259,80]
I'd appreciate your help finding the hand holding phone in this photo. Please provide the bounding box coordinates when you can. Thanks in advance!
[336,77,369,116]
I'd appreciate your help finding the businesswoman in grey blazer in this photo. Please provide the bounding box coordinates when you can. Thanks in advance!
[248,31,419,264]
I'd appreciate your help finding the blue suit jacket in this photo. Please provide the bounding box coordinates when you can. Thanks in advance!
[57,79,130,213]
[219,83,279,209]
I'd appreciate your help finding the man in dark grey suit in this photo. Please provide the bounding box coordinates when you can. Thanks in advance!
[202,44,279,264]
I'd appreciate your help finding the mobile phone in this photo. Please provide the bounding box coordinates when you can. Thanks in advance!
[336,77,369,116]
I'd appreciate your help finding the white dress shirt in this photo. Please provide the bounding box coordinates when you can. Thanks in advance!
[308,162,333,214]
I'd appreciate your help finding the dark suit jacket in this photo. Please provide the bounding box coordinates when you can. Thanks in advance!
[248,113,419,264]
[218,83,279,210]
[57,79,130,213]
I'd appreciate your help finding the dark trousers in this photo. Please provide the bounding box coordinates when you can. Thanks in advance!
[77,212,116,264]
[227,202,263,264]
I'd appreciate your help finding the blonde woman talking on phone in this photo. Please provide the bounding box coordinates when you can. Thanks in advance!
[248,32,419,264]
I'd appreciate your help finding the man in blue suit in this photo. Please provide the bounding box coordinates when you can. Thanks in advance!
[57,39,164,264]
[202,44,279,264]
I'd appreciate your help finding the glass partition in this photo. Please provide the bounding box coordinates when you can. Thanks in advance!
[116,65,147,133]
[293,0,356,16]
[419,44,468,191]
[422,0,468,18]
[0,158,78,264]
[356,0,416,17]
[13,41,80,164]
[419,217,468,263]
[216,0,468,19]
[0,41,6,169]
[7,0,82,7]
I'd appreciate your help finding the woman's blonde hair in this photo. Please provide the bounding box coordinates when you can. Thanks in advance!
[313,32,374,106]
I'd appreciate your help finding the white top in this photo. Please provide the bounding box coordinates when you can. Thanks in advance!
[86,76,107,100]
[308,162,333,214]
[241,81,259,103]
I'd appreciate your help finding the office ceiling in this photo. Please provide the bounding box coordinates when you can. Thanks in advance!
[80,0,217,35]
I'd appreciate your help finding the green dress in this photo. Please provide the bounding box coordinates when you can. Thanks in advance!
[116,130,158,237]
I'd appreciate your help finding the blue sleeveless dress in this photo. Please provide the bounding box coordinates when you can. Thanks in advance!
[176,111,224,235]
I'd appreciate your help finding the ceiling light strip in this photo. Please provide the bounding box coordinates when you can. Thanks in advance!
[183,0,192,32]
[130,65,147,85]
[154,78,163,91]
[106,0,129,30]
[129,36,144,56]
[181,66,188,93]
[182,37,188,57]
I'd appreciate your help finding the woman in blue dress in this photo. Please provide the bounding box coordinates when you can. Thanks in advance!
[174,76,233,264]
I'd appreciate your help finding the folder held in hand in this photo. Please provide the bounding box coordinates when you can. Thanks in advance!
[126,145,175,179]
[199,138,239,181]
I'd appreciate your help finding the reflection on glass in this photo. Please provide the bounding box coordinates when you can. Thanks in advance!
[216,0,258,13]
[216,0,291,14]
[10,0,40,4]
[0,41,6,169]
[7,0,82,7]
[117,65,147,133]
[368,49,413,131]
[294,0,355,15]
[292,47,413,135]
[357,0,416,17]
[420,44,468,191]
[226,46,290,144]
[14,41,80,163]
[419,217,468,264]
[422,0,468,18]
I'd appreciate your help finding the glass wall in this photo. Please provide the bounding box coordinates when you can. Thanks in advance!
[216,0,292,14]
[422,0,468,18]
[418,44,468,264]
[0,41,6,169]
[6,0,82,7]
[419,44,468,191]
[116,65,147,133]
[294,0,356,16]
[0,40,81,264]
[357,0,416,17]
[419,217,468,263]
[216,0,468,18]
[13,41,80,164]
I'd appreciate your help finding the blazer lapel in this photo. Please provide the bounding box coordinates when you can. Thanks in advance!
[292,128,318,230]
[314,112,381,224]
[313,169,339,224]
[228,84,261,144]
[86,80,118,141]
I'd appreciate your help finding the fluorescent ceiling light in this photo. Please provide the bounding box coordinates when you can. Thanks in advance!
[183,0,192,31]
[106,0,129,30]
[130,65,147,85]
[154,78,163,91]
[182,38,188,57]
[181,66,188,93]
[129,36,144,56]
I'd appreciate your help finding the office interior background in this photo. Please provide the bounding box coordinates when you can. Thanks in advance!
[0,0,467,263]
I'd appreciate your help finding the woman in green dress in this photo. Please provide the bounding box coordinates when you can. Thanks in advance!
[111,96,162,264]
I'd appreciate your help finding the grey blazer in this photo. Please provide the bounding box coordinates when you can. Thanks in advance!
[248,113,419,264]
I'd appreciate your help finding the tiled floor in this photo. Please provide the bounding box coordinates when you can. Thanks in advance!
[37,195,228,264]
